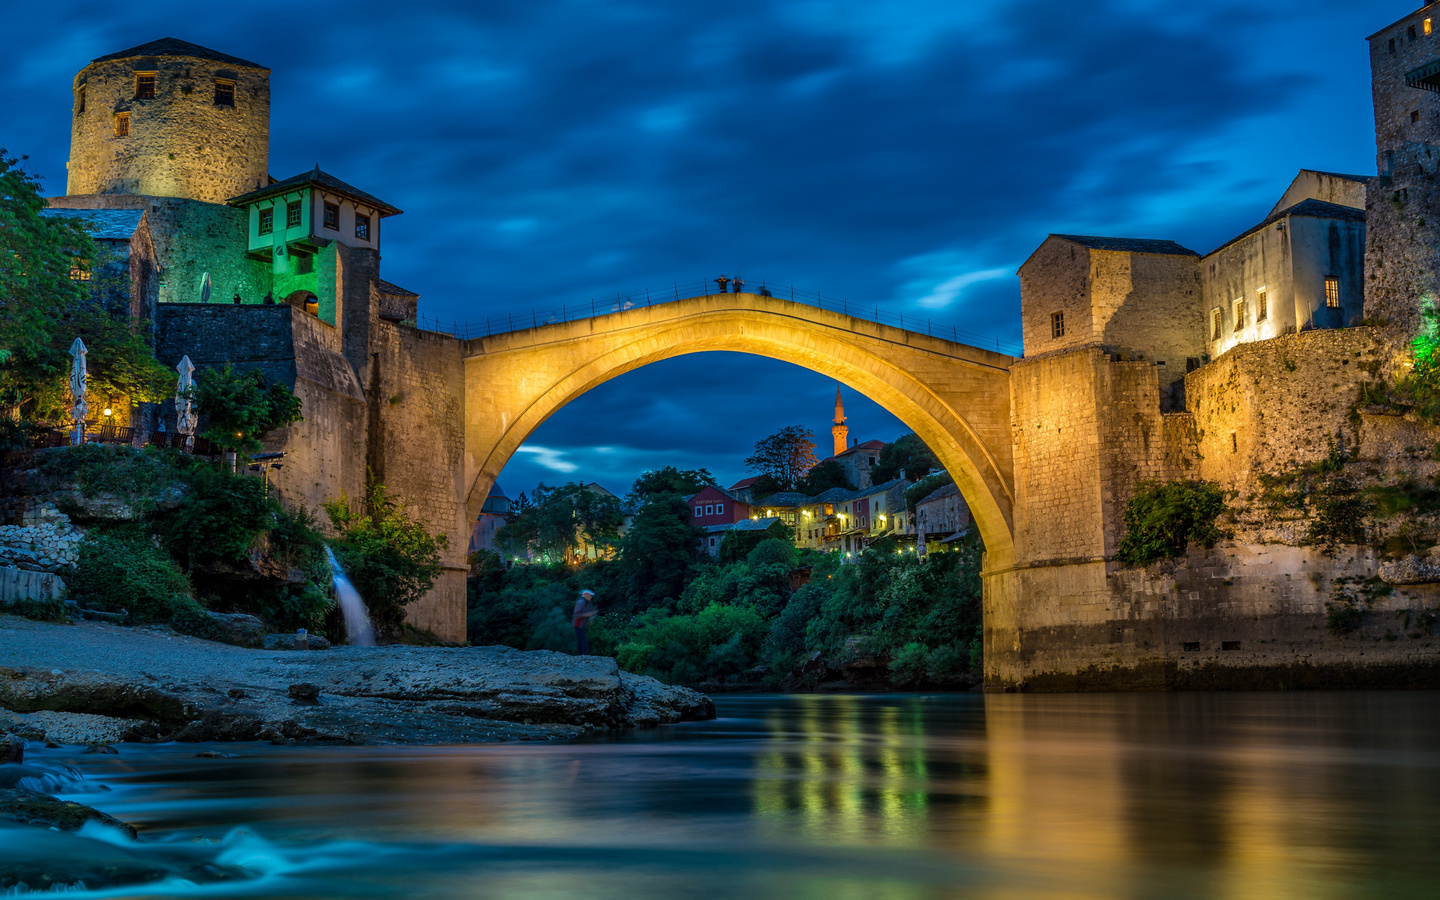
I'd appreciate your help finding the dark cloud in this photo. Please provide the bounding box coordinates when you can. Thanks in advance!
[1,0,1404,497]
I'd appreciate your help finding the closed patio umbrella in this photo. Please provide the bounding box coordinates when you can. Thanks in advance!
[175,355,197,451]
[69,338,87,445]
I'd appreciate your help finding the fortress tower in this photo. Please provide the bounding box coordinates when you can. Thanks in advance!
[831,387,848,456]
[66,38,270,204]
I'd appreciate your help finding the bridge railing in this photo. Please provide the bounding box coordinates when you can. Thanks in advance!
[402,278,1024,356]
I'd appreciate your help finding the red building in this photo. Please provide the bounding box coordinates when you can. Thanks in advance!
[685,485,750,527]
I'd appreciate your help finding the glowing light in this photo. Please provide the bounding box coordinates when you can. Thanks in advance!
[102,408,112,417]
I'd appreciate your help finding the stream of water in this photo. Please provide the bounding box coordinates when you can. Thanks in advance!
[5,691,1440,898]
[324,547,375,647]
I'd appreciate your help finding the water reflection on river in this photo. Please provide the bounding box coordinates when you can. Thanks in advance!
[15,692,1440,898]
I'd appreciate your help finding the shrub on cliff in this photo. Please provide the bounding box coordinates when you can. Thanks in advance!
[193,364,303,455]
[1115,480,1226,567]
[326,480,447,636]
[68,530,196,622]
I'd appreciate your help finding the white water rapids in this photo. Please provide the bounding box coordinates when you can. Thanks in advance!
[324,547,376,647]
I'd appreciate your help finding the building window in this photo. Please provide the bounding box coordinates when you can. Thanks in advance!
[68,260,90,281]
[705,505,714,516]
[1413,110,1422,124]
[323,202,339,230]
[1428,18,1434,36]
[135,73,156,99]
[76,86,85,114]
[214,80,235,107]
[258,208,273,236]
[1391,37,1398,53]
[1326,277,1340,308]
[114,113,130,137]
[286,200,302,229]
[695,506,703,517]
[1410,25,1418,40]
[1211,309,1222,341]
[716,503,723,515]
[1256,288,1268,322]
[355,214,371,241]
[709,538,716,548]
[1051,311,1065,339]
[1233,299,1246,331]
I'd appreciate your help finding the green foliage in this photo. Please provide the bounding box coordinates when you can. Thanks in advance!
[1326,597,1363,636]
[1306,479,1372,557]
[797,458,854,494]
[194,364,303,455]
[717,519,793,564]
[1115,480,1226,567]
[162,464,274,567]
[2,595,69,622]
[496,481,625,563]
[745,426,818,493]
[67,530,196,623]
[615,495,701,611]
[905,471,954,512]
[626,466,716,508]
[0,150,170,422]
[326,480,447,635]
[871,432,939,483]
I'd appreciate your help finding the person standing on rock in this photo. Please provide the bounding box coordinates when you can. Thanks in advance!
[573,589,599,655]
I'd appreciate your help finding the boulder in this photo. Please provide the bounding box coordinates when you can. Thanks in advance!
[182,612,268,648]
[1379,555,1440,585]
[0,788,136,838]
[263,633,332,650]
[0,733,22,764]
[287,683,321,702]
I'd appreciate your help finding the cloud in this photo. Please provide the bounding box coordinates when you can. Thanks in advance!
[912,267,1013,310]
[514,445,580,474]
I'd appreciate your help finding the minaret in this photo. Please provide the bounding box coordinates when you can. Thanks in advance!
[831,387,848,456]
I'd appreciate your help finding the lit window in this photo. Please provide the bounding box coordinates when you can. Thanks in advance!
[258,208,273,236]
[1051,310,1065,339]
[1211,309,1222,341]
[1233,299,1246,331]
[1256,288,1268,322]
[76,86,85,114]
[69,260,90,281]
[323,202,339,230]
[1326,277,1340,308]
[286,201,302,229]
[114,112,129,137]
[355,214,371,241]
[1428,18,1434,35]
[135,73,156,99]
[214,80,235,107]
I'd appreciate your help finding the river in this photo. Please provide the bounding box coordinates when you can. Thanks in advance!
[5,691,1440,898]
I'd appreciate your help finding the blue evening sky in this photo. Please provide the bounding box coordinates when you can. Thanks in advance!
[2,1,1410,500]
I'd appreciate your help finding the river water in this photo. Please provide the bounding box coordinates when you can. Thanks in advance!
[6,692,1440,898]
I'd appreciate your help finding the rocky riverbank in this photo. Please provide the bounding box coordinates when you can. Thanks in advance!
[0,615,714,746]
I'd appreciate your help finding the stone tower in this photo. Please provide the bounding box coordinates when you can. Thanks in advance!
[831,387,848,456]
[1366,3,1440,361]
[66,38,270,204]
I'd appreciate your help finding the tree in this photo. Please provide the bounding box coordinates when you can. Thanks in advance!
[0,150,170,421]
[325,480,448,635]
[496,481,626,563]
[627,466,716,507]
[745,426,818,493]
[797,458,854,494]
[617,495,702,610]
[870,432,940,483]
[194,364,303,455]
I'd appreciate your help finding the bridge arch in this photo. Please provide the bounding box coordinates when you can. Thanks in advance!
[462,293,1017,567]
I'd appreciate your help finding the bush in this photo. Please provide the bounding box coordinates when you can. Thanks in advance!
[326,481,447,637]
[68,531,195,623]
[890,642,929,685]
[162,464,275,567]
[1115,480,1226,567]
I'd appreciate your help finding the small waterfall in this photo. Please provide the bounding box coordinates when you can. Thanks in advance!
[325,546,376,647]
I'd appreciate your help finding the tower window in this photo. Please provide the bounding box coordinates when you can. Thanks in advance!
[1233,298,1246,331]
[1410,25,1418,40]
[286,200,302,229]
[135,73,156,99]
[1051,310,1065,339]
[1413,110,1422,124]
[76,86,85,114]
[1256,288,1268,322]
[1391,38,1398,53]
[214,80,235,107]
[323,202,339,230]
[1325,277,1340,308]
[258,208,273,236]
[114,112,129,137]
[1427,19,1434,36]
[355,214,371,241]
[1211,308,1222,341]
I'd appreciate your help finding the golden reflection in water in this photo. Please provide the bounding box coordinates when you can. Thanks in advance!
[753,694,931,848]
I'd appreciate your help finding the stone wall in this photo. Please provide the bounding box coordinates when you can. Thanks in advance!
[67,51,269,204]
[368,321,469,640]
[1019,237,1095,355]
